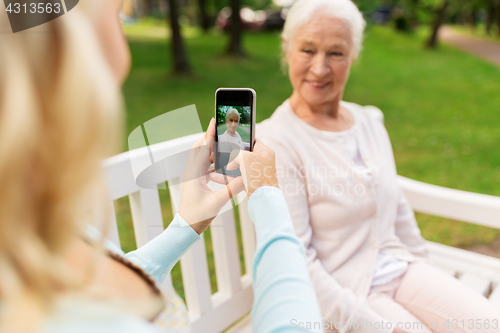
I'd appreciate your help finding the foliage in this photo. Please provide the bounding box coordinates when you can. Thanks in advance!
[352,0,388,15]
[366,0,500,39]
[217,105,251,124]
[207,0,273,14]
[241,0,273,10]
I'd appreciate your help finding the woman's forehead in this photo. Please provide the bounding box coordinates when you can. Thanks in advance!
[294,16,352,47]
[228,114,239,119]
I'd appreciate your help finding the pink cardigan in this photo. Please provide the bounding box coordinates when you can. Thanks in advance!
[257,100,429,333]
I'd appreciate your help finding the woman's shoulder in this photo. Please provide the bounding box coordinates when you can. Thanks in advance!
[342,101,384,125]
[342,101,395,157]
[342,101,388,136]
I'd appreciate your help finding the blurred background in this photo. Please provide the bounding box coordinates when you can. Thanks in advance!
[114,0,500,299]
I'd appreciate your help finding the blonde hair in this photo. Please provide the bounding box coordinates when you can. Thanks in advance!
[0,2,122,332]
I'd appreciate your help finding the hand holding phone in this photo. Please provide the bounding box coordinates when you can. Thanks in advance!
[226,139,279,197]
[177,118,245,234]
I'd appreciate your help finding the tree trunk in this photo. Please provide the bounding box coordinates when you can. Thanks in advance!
[409,0,420,29]
[226,0,245,56]
[168,0,191,74]
[497,0,500,37]
[426,0,449,49]
[486,0,495,35]
[198,0,210,32]
[141,0,150,17]
[469,6,477,30]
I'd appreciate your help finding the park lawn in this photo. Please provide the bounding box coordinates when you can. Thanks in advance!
[119,22,500,298]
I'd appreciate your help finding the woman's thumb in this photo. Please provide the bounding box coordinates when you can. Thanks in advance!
[213,176,245,206]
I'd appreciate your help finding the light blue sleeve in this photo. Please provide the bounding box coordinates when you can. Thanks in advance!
[124,214,202,286]
[44,299,164,333]
[247,186,324,333]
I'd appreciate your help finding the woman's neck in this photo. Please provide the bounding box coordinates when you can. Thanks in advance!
[289,92,353,132]
[227,130,237,137]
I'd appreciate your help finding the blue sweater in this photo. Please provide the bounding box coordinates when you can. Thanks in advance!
[46,187,324,333]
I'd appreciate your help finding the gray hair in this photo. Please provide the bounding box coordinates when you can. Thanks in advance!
[281,0,366,68]
[225,108,240,122]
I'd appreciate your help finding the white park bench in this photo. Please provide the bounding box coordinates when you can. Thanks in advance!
[100,108,500,333]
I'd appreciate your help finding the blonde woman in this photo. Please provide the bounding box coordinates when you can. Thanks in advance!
[0,1,324,333]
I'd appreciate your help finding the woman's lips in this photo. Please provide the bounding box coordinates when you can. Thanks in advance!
[307,81,330,89]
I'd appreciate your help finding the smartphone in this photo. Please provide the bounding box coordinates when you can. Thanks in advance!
[215,88,256,176]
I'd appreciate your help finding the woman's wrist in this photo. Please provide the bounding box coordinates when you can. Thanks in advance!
[247,178,279,197]
[177,208,210,235]
[247,186,292,235]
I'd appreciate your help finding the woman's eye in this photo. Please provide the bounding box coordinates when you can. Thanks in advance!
[330,52,343,56]
[302,49,314,54]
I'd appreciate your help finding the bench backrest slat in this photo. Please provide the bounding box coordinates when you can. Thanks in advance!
[209,182,243,296]
[398,175,500,229]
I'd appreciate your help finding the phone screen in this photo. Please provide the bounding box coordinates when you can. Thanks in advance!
[215,89,254,176]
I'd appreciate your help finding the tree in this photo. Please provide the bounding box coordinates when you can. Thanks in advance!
[497,0,500,36]
[468,4,478,30]
[138,0,151,17]
[226,0,245,56]
[485,0,495,34]
[167,0,192,74]
[351,0,386,14]
[408,0,421,29]
[426,0,449,48]
[198,0,210,32]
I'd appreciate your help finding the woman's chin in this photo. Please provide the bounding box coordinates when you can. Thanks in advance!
[301,92,336,107]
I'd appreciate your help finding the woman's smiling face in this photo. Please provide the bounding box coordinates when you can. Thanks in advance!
[286,15,354,108]
[226,113,239,133]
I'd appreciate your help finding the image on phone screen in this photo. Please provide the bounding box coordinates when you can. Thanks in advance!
[216,106,251,176]
[217,106,251,152]
[215,88,255,177]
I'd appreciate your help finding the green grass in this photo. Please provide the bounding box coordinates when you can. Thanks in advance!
[118,22,500,298]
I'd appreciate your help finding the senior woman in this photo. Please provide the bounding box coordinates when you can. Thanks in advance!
[0,1,323,333]
[218,108,246,151]
[258,1,500,333]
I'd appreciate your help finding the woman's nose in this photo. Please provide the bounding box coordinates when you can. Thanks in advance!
[310,54,330,77]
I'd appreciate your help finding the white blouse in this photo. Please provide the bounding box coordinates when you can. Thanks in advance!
[330,127,409,287]
[218,130,245,152]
